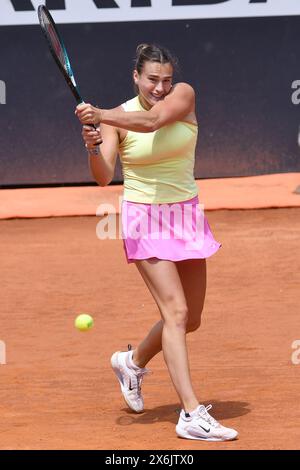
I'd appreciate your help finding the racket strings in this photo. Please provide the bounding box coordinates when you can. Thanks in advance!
[38,5,83,104]
[41,11,71,76]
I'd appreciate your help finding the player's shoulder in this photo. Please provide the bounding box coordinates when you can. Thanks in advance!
[172,82,195,97]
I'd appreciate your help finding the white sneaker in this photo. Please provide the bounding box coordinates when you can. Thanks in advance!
[176,404,238,441]
[111,348,149,413]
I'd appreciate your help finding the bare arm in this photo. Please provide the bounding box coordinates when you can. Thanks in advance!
[83,124,119,187]
[76,83,195,133]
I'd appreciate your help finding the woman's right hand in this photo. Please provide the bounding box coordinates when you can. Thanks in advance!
[82,125,103,150]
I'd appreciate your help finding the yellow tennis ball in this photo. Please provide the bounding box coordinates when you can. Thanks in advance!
[75,314,94,331]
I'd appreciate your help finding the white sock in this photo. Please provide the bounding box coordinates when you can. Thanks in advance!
[126,350,141,370]
[185,405,200,418]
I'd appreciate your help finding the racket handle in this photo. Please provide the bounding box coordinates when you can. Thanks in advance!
[88,122,100,147]
[78,100,97,130]
[77,101,98,143]
[88,123,97,130]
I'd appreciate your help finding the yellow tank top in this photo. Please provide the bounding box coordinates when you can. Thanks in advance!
[119,96,199,204]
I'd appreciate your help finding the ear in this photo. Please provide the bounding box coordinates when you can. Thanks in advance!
[133,69,139,85]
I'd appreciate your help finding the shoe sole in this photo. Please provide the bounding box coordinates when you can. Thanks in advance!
[176,426,238,441]
[111,351,144,414]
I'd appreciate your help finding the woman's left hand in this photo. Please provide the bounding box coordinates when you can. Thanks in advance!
[75,103,101,126]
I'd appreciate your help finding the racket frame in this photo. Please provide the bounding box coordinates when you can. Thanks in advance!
[38,5,83,105]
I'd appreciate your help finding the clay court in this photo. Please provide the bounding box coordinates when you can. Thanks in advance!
[2,2,300,452]
[1,176,299,450]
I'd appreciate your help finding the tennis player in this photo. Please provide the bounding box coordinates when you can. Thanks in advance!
[76,44,238,441]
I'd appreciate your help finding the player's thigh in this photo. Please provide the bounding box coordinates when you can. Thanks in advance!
[176,259,207,328]
[134,258,188,319]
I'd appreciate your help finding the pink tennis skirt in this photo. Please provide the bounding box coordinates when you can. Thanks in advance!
[121,195,221,264]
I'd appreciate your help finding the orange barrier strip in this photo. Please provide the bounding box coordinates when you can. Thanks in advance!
[0,173,299,220]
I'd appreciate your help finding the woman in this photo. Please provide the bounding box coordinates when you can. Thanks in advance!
[75,44,238,441]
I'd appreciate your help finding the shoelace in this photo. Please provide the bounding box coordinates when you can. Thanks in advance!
[135,369,149,397]
[129,368,149,397]
[126,344,150,397]
[197,404,220,428]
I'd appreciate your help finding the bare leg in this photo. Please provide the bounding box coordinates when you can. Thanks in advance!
[133,319,163,368]
[132,258,206,412]
[133,259,206,368]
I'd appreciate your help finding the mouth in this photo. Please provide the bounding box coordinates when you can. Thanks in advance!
[150,93,164,101]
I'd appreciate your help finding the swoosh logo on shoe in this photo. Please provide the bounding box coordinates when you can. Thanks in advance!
[128,378,133,391]
[199,425,210,433]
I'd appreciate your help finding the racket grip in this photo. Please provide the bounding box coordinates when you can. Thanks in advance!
[78,101,97,130]
[87,122,100,147]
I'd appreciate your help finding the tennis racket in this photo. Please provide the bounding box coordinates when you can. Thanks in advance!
[38,5,84,104]
[38,5,96,130]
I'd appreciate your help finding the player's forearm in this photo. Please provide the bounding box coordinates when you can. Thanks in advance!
[100,108,156,133]
[88,153,113,187]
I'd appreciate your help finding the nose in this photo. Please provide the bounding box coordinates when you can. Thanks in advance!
[154,81,163,94]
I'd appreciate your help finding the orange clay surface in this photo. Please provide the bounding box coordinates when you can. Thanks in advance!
[1,173,299,219]
[1,207,300,449]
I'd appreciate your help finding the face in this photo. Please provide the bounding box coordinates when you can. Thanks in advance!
[133,61,173,110]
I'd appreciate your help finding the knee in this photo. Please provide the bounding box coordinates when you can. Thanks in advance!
[163,303,189,330]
